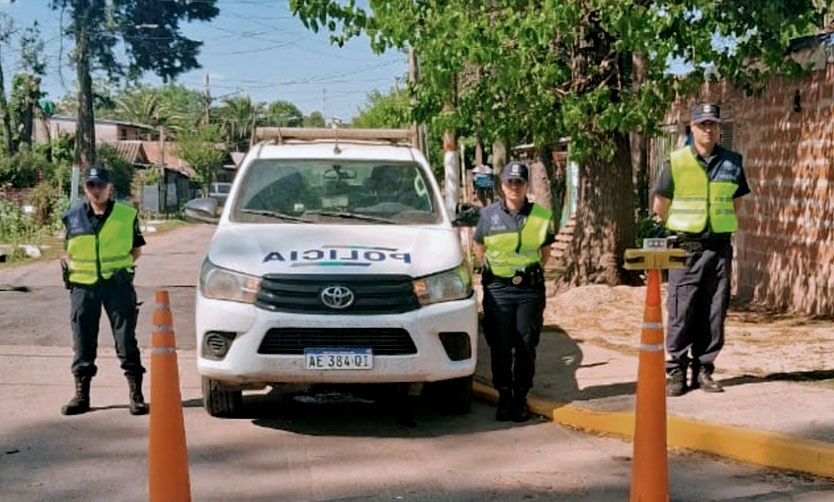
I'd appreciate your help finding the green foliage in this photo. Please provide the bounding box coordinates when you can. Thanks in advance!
[25,182,68,229]
[0,199,39,248]
[290,0,827,285]
[634,213,669,248]
[0,185,67,256]
[265,100,304,126]
[174,125,227,195]
[97,144,136,200]
[47,1,220,168]
[291,0,825,158]
[0,148,51,188]
[215,95,263,152]
[351,88,411,128]
[305,111,326,127]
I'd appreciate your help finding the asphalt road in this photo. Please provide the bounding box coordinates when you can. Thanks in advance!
[1,222,833,501]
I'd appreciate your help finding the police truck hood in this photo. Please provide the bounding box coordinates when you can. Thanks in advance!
[207,224,463,277]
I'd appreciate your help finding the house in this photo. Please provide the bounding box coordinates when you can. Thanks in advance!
[33,115,240,213]
[653,30,834,316]
[33,115,154,144]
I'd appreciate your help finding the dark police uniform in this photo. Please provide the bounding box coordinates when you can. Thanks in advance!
[63,198,146,379]
[474,198,554,419]
[60,167,148,415]
[654,120,750,392]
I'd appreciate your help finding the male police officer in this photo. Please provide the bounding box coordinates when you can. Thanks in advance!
[60,167,149,415]
[473,162,554,421]
[652,103,751,396]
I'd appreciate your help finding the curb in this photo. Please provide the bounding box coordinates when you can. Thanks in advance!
[472,381,834,479]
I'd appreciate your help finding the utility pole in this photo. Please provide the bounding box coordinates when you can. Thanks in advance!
[159,126,167,214]
[204,74,211,126]
[408,47,426,154]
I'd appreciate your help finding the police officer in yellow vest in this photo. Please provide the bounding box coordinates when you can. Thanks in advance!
[474,162,554,421]
[60,167,148,416]
[652,103,751,397]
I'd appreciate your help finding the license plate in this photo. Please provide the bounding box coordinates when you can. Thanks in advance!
[304,348,373,370]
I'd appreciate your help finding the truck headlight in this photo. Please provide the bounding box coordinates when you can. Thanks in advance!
[413,264,472,306]
[199,259,261,304]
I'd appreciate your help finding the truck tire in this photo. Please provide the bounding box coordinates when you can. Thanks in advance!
[430,375,473,415]
[202,377,243,418]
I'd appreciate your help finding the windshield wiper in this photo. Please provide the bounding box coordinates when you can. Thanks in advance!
[305,210,396,224]
[240,208,314,223]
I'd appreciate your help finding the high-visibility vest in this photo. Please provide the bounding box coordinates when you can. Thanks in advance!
[484,204,552,278]
[666,147,739,234]
[64,203,136,285]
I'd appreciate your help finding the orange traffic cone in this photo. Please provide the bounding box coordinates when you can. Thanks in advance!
[629,269,669,501]
[148,289,191,501]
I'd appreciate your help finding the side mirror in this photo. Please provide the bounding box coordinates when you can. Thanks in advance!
[184,197,220,224]
[453,202,480,227]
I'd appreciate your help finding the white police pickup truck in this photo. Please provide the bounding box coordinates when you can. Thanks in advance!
[188,127,478,417]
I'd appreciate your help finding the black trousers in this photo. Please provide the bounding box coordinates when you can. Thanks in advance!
[69,275,145,378]
[482,281,546,394]
[665,244,732,374]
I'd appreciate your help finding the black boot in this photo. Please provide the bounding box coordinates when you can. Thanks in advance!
[511,390,529,423]
[496,389,513,421]
[61,376,91,416]
[666,368,687,397]
[126,374,149,415]
[695,368,724,393]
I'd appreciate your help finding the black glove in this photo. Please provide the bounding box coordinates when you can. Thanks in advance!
[647,219,668,238]
[61,260,71,290]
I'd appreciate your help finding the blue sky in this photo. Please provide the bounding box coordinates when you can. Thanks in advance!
[0,1,407,121]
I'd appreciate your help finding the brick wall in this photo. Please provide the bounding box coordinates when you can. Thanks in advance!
[662,63,834,316]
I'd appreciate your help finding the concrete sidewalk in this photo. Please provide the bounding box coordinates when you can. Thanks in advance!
[472,328,834,479]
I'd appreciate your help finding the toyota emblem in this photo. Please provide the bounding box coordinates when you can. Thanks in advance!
[320,285,355,309]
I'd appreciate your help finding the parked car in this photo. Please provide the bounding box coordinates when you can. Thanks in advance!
[188,127,478,417]
[209,182,232,205]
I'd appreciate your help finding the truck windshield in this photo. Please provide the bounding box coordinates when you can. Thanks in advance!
[231,160,440,224]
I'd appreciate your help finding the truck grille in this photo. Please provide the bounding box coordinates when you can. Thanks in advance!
[256,274,419,314]
[258,327,417,355]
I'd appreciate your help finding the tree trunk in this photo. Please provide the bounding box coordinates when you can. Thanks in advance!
[631,52,650,216]
[543,145,567,230]
[18,76,36,148]
[74,2,96,168]
[0,46,15,155]
[559,132,641,287]
[632,132,649,216]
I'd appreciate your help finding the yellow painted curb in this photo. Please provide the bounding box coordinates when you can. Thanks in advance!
[472,381,834,479]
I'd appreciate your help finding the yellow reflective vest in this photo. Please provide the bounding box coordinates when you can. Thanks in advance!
[484,204,552,278]
[64,202,137,285]
[666,147,739,234]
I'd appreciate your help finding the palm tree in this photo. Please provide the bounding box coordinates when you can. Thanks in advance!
[216,95,264,151]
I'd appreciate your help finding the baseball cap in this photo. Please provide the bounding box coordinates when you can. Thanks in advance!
[83,167,110,184]
[501,162,529,182]
[692,103,722,123]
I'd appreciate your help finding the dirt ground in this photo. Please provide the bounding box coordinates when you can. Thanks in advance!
[542,283,834,379]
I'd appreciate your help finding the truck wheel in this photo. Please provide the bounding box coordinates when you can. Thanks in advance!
[202,377,243,417]
[431,375,473,415]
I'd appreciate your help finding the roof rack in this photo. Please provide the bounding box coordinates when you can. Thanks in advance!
[254,127,416,146]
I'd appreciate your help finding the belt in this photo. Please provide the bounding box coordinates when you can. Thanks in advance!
[677,239,731,252]
[483,267,544,287]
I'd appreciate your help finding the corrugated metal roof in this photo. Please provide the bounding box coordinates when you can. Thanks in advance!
[141,141,196,178]
[110,140,147,164]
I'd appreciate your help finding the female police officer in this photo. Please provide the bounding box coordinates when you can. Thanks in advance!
[473,161,554,421]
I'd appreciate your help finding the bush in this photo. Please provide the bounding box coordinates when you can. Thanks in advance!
[0,149,50,188]
[26,182,70,232]
[98,144,136,200]
[0,199,39,244]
